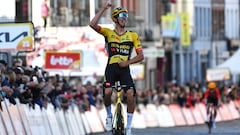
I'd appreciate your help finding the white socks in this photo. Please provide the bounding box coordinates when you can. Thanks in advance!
[106,105,112,118]
[126,113,133,129]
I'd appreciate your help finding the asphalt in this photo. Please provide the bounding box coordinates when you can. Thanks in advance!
[91,119,240,135]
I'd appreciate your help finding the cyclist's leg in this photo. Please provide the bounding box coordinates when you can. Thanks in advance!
[103,64,117,117]
[120,69,136,131]
[205,98,211,122]
[205,104,210,122]
[103,86,113,131]
[206,105,210,115]
[213,99,218,119]
[104,86,113,117]
[212,106,217,128]
[125,88,135,127]
[213,107,217,120]
[126,88,135,112]
[103,65,116,131]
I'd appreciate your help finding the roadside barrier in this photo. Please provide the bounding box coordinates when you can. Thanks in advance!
[227,101,240,119]
[157,104,175,127]
[234,100,240,111]
[0,99,240,135]
[85,106,105,133]
[168,104,187,126]
[190,105,205,124]
[140,104,160,127]
[219,104,233,121]
[182,107,195,125]
[132,111,146,129]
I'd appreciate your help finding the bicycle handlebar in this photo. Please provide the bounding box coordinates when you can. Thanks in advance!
[111,81,126,91]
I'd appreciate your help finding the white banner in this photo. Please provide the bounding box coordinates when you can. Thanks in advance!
[0,22,34,50]
[206,68,231,82]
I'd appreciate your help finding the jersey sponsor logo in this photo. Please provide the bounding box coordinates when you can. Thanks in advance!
[110,43,130,54]
[116,36,120,41]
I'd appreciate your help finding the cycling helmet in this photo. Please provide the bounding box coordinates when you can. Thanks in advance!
[208,82,216,89]
[111,7,128,20]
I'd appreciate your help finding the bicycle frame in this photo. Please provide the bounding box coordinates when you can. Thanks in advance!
[112,81,125,135]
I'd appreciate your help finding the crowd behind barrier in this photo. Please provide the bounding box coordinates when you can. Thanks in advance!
[0,59,240,135]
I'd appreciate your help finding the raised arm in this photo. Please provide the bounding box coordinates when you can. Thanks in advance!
[89,1,112,31]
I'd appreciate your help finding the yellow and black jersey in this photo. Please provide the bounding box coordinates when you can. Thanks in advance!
[98,27,142,65]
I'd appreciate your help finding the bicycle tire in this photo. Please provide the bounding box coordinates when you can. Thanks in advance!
[208,111,213,134]
[112,103,125,135]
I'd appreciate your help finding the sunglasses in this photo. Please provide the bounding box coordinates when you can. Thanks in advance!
[118,12,128,18]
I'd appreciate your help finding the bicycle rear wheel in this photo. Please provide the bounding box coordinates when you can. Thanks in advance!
[112,103,125,135]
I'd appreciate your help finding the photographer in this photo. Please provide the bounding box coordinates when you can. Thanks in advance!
[27,66,46,110]
[13,66,32,104]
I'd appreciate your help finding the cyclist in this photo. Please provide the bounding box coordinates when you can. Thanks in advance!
[204,82,221,128]
[89,1,144,135]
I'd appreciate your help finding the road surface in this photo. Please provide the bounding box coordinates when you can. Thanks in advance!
[92,119,240,135]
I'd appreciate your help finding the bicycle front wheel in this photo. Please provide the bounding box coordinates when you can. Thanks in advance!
[113,103,125,135]
[208,113,213,134]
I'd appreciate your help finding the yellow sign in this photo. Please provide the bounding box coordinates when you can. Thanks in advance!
[180,12,191,46]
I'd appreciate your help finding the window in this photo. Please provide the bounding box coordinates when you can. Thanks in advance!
[212,8,225,40]
[50,0,91,26]
[49,0,146,27]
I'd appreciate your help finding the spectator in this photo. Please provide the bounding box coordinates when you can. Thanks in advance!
[186,89,200,108]
[47,75,63,110]
[176,86,186,107]
[135,89,145,105]
[94,84,104,109]
[228,84,238,101]
[41,0,50,28]
[85,81,96,107]
[0,62,14,108]
[12,59,22,69]
[27,69,44,109]
[221,85,230,103]
[73,82,90,112]
[82,73,98,86]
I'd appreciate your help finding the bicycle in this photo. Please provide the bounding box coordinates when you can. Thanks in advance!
[111,81,125,135]
[206,103,215,134]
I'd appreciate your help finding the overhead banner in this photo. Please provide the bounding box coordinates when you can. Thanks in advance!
[206,68,231,82]
[180,12,191,46]
[0,22,34,50]
[45,51,81,70]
